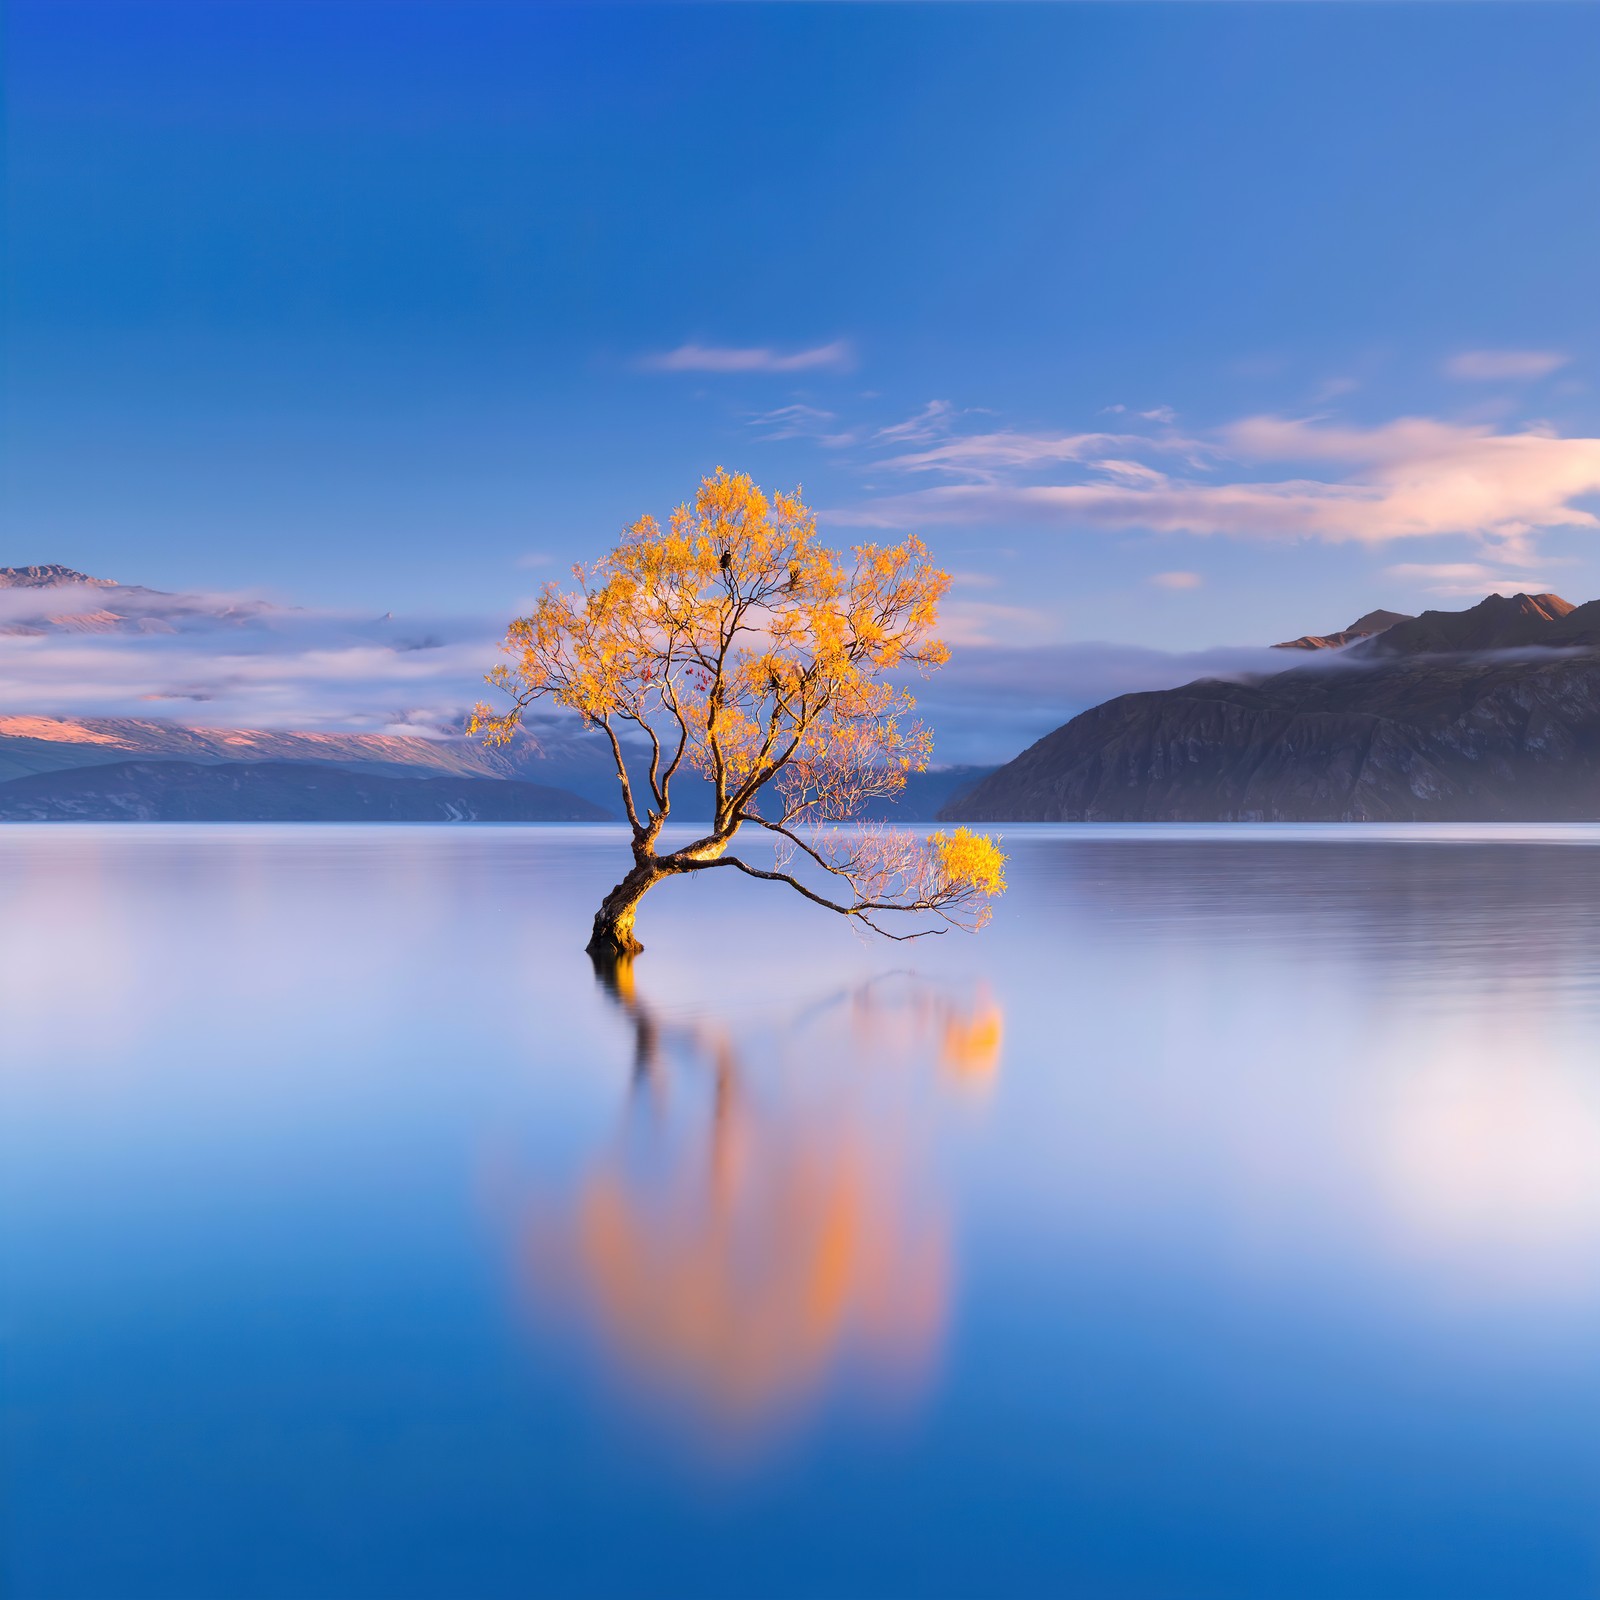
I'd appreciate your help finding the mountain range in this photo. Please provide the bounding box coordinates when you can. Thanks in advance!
[943,592,1600,822]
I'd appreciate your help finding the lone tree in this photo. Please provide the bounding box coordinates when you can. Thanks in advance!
[471,468,1006,962]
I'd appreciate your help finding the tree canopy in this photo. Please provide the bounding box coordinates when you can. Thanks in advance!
[473,468,1005,958]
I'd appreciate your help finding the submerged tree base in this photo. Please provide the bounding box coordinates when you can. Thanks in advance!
[587,923,644,963]
[586,863,655,963]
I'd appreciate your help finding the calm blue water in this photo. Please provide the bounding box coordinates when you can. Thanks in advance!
[5,824,1600,1599]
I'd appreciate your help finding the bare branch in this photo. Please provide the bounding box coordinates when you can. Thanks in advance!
[598,714,644,835]
[680,853,960,937]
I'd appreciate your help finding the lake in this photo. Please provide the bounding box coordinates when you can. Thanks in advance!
[5,823,1600,1598]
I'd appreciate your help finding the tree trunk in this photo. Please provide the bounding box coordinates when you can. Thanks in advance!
[586,860,660,962]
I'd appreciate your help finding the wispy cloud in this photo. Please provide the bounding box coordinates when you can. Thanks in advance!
[1445,349,1570,382]
[639,339,854,375]
[1102,403,1178,423]
[1149,570,1203,590]
[877,430,1151,483]
[833,413,1600,551]
[1094,459,1171,488]
[747,403,857,446]
[873,400,956,445]
[1383,561,1561,598]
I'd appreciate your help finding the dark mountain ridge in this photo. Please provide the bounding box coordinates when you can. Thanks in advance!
[943,592,1600,823]
[1352,591,1589,656]
[1272,607,1414,651]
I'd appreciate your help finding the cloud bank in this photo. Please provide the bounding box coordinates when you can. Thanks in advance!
[0,579,497,737]
[832,413,1600,552]
[910,640,1331,766]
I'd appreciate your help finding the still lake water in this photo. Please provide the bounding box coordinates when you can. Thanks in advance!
[5,823,1600,1598]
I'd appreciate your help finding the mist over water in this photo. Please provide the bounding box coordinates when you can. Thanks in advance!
[5,825,1600,1598]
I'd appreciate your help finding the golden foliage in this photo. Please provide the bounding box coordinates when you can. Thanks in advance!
[474,468,1006,940]
[929,829,1008,899]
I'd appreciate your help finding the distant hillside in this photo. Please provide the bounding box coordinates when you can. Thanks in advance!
[0,760,614,822]
[0,711,984,822]
[943,593,1600,823]
[0,714,516,783]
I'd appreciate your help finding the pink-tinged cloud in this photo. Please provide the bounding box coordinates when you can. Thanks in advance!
[1445,349,1571,382]
[833,415,1600,547]
[935,598,1058,648]
[1149,571,1203,590]
[639,339,854,374]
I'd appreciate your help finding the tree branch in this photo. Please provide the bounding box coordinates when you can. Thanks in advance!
[737,814,864,881]
[658,674,691,804]
[679,854,951,938]
[598,714,645,835]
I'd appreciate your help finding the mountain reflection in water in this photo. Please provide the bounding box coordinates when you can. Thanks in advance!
[499,959,1003,1445]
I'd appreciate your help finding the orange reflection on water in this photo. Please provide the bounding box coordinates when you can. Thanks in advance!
[506,965,1003,1447]
[940,982,1004,1085]
[568,1103,947,1424]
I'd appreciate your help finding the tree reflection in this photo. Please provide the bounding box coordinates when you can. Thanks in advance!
[506,958,1003,1447]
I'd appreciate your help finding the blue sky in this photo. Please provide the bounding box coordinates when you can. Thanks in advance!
[6,1,1600,753]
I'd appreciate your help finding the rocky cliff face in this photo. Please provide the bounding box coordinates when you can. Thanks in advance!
[943,593,1600,823]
